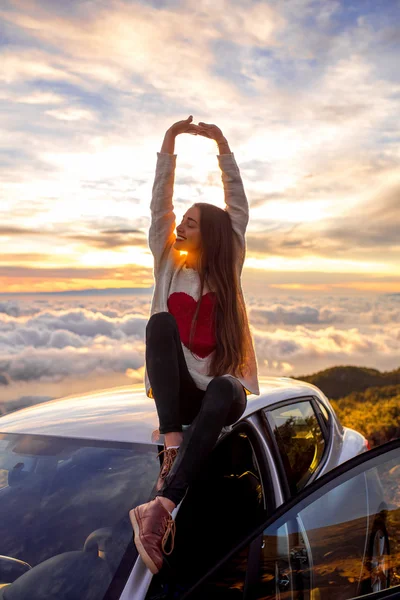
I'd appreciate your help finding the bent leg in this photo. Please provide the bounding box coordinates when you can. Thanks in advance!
[146,312,204,434]
[156,375,247,506]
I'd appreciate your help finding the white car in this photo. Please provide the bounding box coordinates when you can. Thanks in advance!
[0,376,398,600]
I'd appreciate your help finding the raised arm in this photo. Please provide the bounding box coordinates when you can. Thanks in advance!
[148,131,177,273]
[197,122,249,260]
[148,117,198,273]
[216,136,249,242]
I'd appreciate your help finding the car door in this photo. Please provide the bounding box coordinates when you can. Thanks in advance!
[144,420,274,600]
[181,437,400,600]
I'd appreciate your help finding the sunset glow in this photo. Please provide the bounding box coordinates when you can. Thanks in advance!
[0,0,398,295]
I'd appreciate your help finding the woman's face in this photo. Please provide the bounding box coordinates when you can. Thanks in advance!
[174,205,201,254]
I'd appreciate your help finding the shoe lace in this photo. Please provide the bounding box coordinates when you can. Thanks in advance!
[160,514,176,556]
[157,448,178,478]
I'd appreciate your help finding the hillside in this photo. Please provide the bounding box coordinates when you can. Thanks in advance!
[292,366,400,447]
[331,386,400,447]
[292,365,400,400]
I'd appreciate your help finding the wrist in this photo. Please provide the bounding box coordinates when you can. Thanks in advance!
[217,137,231,154]
[165,130,176,139]
[161,130,176,154]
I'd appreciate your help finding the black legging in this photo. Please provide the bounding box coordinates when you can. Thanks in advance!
[145,311,247,505]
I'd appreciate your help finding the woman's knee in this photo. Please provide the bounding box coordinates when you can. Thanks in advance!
[146,311,177,340]
[207,375,234,395]
[204,376,247,421]
[203,376,241,410]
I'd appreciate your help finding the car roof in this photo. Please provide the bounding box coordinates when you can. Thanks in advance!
[0,377,327,444]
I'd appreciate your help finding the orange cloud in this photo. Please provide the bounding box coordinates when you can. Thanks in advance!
[0,264,154,293]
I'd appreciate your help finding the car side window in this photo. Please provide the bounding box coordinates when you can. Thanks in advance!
[265,400,325,494]
[254,442,400,600]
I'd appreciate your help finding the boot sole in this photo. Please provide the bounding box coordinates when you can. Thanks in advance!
[129,508,160,575]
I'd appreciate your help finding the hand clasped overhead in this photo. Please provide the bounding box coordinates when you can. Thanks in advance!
[168,115,225,144]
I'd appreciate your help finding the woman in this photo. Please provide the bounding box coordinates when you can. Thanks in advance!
[129,116,260,575]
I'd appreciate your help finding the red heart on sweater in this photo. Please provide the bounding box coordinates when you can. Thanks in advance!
[167,291,216,358]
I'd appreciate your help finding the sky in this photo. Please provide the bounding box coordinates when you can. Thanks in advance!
[0,0,399,296]
[0,0,400,407]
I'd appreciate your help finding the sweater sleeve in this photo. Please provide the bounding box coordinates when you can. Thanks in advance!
[148,152,178,273]
[217,152,249,267]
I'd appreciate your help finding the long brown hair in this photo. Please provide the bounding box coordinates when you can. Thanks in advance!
[187,202,251,378]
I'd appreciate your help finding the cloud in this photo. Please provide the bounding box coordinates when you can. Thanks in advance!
[0,293,399,397]
[0,266,117,279]
[321,184,400,249]
[0,300,44,317]
[0,308,147,345]
[0,226,50,236]
[68,229,147,249]
[0,301,147,388]
[0,0,399,295]
[244,181,400,264]
[251,306,327,326]
[1,343,144,383]
[0,373,10,386]
[0,253,51,265]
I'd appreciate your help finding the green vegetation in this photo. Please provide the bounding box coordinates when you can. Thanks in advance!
[292,367,400,447]
[294,365,400,400]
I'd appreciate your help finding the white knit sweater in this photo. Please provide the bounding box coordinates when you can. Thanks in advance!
[144,151,260,398]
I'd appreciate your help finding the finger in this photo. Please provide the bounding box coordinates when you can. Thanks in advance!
[199,128,212,136]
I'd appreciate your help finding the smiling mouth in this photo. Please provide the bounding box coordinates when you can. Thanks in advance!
[176,236,186,241]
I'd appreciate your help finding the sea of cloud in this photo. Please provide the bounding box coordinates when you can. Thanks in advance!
[1,292,400,410]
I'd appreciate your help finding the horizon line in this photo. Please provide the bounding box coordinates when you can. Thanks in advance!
[0,286,154,297]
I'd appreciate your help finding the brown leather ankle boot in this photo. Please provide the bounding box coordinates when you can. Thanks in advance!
[155,445,179,492]
[129,497,176,574]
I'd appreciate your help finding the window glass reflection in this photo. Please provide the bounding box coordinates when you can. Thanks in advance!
[267,401,325,493]
[0,433,159,599]
[256,446,400,600]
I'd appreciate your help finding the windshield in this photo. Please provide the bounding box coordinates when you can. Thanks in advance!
[0,432,160,599]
